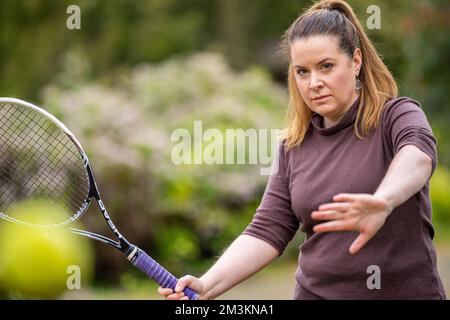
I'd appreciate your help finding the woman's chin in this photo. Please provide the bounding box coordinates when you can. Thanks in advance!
[313,103,335,114]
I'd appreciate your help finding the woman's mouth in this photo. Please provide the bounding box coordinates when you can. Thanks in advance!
[312,95,331,102]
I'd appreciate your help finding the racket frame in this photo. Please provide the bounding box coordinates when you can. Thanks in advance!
[0,97,137,260]
[0,98,200,299]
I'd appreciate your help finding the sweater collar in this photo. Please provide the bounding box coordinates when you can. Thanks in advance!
[310,96,360,135]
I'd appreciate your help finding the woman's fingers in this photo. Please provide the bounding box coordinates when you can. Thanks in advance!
[167,292,186,300]
[311,210,345,221]
[313,193,391,254]
[349,233,372,255]
[157,286,186,300]
[318,202,351,212]
[157,286,173,296]
[313,220,354,233]
[175,275,200,293]
[157,275,204,300]
[333,193,358,202]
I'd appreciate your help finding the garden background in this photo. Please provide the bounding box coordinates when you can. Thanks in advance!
[0,0,448,299]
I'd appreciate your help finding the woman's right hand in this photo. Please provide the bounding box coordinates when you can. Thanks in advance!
[157,275,208,300]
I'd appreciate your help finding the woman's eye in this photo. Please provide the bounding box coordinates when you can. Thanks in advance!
[297,69,308,76]
[322,63,333,70]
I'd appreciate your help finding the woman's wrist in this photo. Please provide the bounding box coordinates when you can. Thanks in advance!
[373,191,395,216]
[199,273,221,300]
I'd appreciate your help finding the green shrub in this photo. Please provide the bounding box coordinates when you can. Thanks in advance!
[430,166,450,227]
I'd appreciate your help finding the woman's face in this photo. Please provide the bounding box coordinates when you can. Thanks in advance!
[291,35,362,127]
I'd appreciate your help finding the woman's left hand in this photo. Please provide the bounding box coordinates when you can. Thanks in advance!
[311,193,394,255]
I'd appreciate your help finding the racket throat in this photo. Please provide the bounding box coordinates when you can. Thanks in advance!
[83,155,141,263]
[126,246,139,261]
[95,199,135,253]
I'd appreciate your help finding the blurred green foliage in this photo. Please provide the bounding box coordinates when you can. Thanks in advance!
[0,0,449,289]
[431,166,450,229]
[1,1,448,162]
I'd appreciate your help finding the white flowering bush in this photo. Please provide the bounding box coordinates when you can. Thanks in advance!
[41,52,287,278]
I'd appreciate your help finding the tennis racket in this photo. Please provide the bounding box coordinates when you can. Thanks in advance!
[0,97,199,300]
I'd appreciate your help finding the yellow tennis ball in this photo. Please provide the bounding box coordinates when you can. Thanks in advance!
[0,200,94,299]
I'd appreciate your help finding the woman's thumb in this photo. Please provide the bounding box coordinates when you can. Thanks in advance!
[175,275,201,293]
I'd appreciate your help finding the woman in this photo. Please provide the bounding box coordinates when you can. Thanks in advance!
[158,0,446,299]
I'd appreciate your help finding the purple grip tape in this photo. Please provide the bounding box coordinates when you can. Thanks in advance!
[132,249,199,300]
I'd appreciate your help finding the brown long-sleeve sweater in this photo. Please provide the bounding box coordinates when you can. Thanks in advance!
[243,96,446,299]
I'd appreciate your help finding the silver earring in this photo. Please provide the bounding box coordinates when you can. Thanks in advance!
[355,75,362,90]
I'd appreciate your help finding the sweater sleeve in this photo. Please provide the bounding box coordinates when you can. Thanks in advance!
[241,141,299,255]
[383,97,438,176]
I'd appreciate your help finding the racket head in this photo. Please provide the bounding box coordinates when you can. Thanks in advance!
[0,97,92,227]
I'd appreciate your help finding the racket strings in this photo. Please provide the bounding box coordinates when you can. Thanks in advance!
[1,126,88,200]
[0,107,86,197]
[0,103,90,225]
[0,105,89,195]
[0,106,88,218]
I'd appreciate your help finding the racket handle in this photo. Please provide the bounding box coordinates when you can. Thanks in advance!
[132,248,199,300]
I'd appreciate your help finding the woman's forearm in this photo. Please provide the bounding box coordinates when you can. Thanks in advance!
[374,145,433,210]
[199,234,279,299]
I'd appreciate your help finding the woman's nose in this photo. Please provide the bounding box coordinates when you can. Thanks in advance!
[309,72,323,90]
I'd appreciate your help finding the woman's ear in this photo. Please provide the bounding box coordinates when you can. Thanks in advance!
[353,48,362,74]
